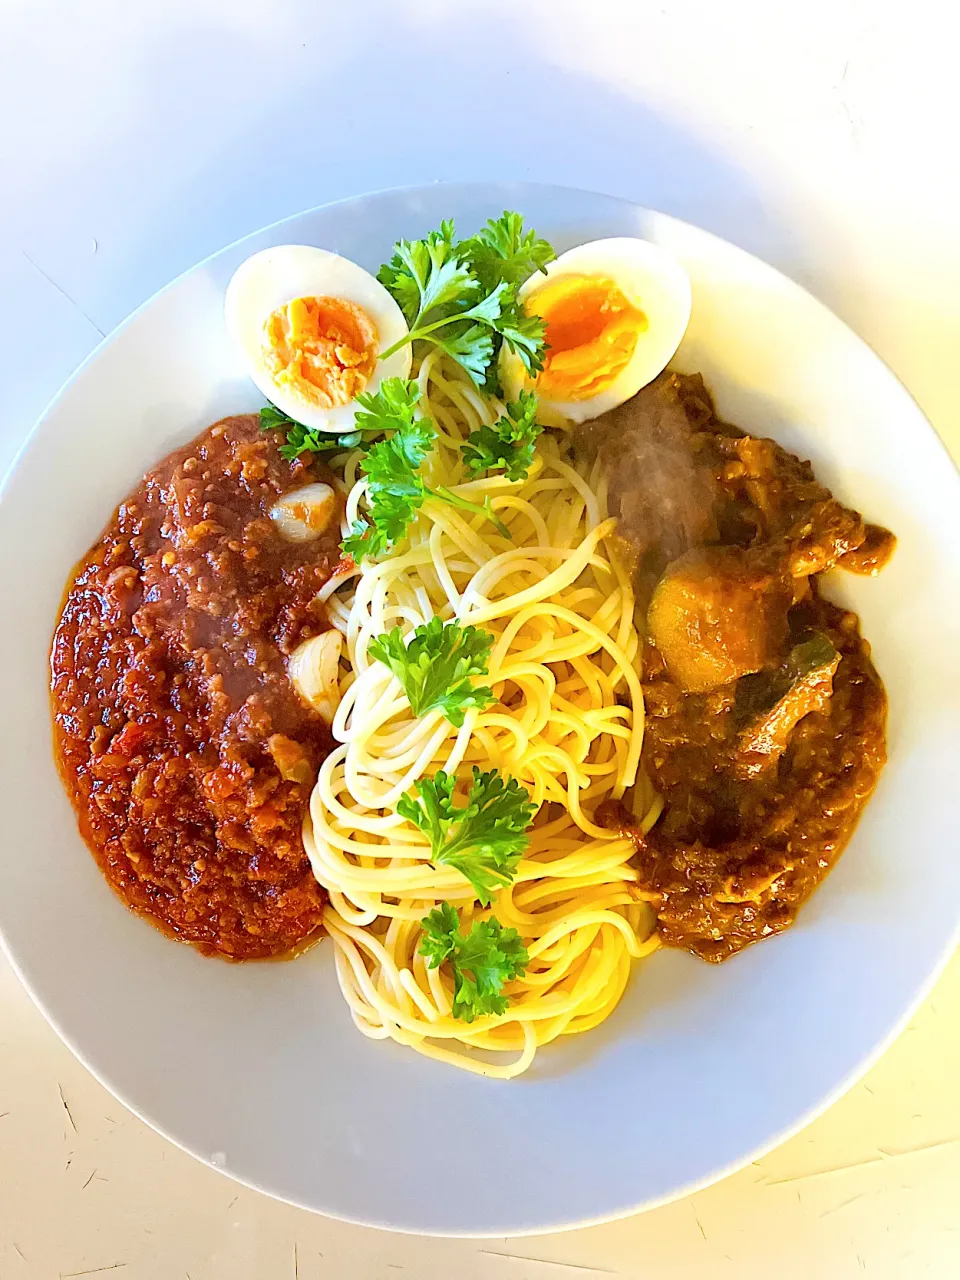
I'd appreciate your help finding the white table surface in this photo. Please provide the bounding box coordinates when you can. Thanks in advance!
[2,0,959,1275]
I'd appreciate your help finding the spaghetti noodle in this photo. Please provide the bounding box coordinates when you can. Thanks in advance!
[301,351,660,1077]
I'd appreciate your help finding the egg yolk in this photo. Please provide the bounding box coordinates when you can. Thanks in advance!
[526,275,647,402]
[263,296,378,409]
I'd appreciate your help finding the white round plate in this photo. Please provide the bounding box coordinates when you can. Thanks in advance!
[1,183,958,1237]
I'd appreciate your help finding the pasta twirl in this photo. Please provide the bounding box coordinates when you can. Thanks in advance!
[302,351,660,1077]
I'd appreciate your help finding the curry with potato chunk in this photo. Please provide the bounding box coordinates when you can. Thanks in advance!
[580,371,893,961]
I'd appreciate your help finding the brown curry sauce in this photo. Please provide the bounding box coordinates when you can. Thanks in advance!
[580,373,894,961]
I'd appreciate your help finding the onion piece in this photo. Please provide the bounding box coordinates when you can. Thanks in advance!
[270,483,336,542]
[289,630,344,722]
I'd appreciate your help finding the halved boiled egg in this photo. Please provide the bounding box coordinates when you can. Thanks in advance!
[225,245,412,433]
[500,237,691,425]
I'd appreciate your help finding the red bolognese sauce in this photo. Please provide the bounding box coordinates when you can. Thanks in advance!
[50,415,343,959]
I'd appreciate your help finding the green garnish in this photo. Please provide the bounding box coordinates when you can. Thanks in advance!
[461,389,543,482]
[351,374,422,439]
[419,901,529,1023]
[341,379,510,562]
[377,221,466,329]
[368,618,496,727]
[260,404,296,432]
[398,767,536,905]
[460,211,557,291]
[259,403,370,462]
[376,212,555,389]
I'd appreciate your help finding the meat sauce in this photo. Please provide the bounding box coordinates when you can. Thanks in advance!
[50,415,342,959]
[580,373,894,961]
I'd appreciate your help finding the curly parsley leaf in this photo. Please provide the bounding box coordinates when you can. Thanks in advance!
[460,211,556,291]
[368,618,496,727]
[341,518,382,561]
[460,212,553,382]
[495,297,549,376]
[429,321,495,387]
[458,279,510,326]
[419,902,529,1023]
[353,376,420,438]
[376,219,476,326]
[398,767,535,905]
[259,403,372,462]
[377,213,555,388]
[462,390,542,481]
[259,404,295,432]
[342,386,433,559]
[342,379,511,563]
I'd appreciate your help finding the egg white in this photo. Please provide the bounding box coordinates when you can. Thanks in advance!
[224,245,412,433]
[500,237,692,425]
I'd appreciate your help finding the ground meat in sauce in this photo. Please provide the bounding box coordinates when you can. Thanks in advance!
[50,415,343,959]
[579,372,894,962]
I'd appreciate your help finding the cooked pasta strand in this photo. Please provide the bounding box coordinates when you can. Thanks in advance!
[302,352,658,1077]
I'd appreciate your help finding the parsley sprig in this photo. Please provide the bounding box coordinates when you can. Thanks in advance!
[419,902,529,1023]
[461,390,543,482]
[461,211,556,291]
[259,403,376,462]
[342,378,509,562]
[368,618,496,727]
[377,212,555,389]
[398,767,535,906]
